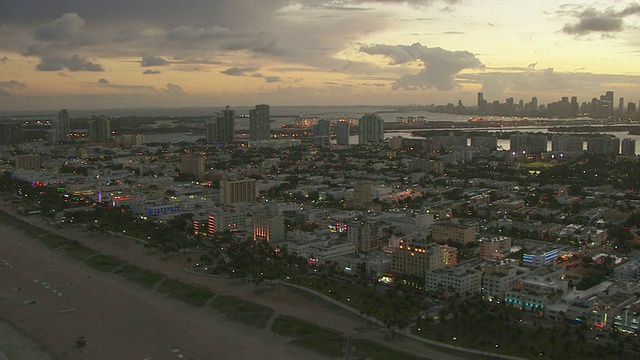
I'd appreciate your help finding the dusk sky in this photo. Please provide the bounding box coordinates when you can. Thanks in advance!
[1,0,640,111]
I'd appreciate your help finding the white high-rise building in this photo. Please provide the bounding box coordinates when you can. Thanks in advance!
[358,113,384,144]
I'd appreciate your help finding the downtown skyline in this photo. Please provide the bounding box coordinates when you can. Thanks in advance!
[1,1,640,111]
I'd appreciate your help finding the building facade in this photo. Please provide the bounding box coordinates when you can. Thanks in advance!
[249,104,270,141]
[358,113,384,144]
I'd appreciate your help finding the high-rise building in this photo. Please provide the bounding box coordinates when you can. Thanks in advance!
[220,177,256,206]
[587,135,620,156]
[336,119,350,145]
[621,138,636,156]
[249,104,270,141]
[58,109,70,142]
[88,116,111,143]
[551,135,584,154]
[207,106,235,145]
[627,102,636,114]
[313,119,330,147]
[619,97,625,115]
[118,134,144,148]
[477,92,487,115]
[358,113,384,144]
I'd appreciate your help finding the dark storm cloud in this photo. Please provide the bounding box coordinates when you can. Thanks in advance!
[220,67,260,76]
[143,69,161,75]
[33,12,85,41]
[360,42,483,90]
[141,56,170,67]
[36,54,104,71]
[562,3,640,35]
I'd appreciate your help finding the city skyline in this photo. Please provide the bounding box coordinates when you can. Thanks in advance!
[2,1,640,111]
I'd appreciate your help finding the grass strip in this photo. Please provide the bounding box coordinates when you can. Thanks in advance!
[351,338,426,360]
[85,254,125,272]
[38,233,74,249]
[157,278,215,308]
[62,241,98,261]
[114,265,165,288]
[209,295,274,329]
[271,315,345,358]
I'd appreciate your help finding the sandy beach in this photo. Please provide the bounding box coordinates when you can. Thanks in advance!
[0,202,465,360]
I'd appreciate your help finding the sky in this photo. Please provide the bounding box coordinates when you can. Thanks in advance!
[1,0,640,111]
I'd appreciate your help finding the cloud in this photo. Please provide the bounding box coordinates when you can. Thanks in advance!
[166,25,237,41]
[0,80,26,96]
[141,55,170,67]
[360,42,483,90]
[33,12,85,41]
[143,69,161,75]
[220,67,259,76]
[0,80,27,90]
[264,76,281,83]
[163,83,188,97]
[561,4,640,35]
[36,54,104,71]
[97,78,156,92]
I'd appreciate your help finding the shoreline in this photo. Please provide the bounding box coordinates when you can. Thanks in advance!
[0,201,466,360]
[0,318,54,360]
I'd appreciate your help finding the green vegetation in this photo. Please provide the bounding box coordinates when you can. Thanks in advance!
[414,296,638,360]
[271,315,346,358]
[84,254,125,272]
[114,265,165,288]
[62,241,99,260]
[351,338,426,360]
[209,295,274,329]
[157,278,215,307]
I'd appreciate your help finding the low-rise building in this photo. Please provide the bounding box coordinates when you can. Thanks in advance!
[426,266,483,297]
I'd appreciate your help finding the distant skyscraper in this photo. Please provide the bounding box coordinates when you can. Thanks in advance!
[477,92,486,115]
[599,91,614,117]
[313,119,330,147]
[249,104,270,141]
[88,116,111,143]
[57,109,70,142]
[570,96,578,117]
[358,113,384,144]
[618,97,625,115]
[336,119,350,145]
[207,105,235,144]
